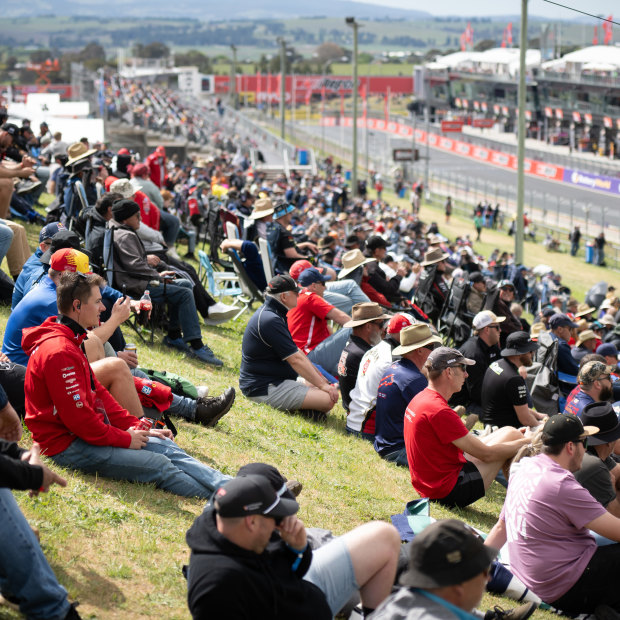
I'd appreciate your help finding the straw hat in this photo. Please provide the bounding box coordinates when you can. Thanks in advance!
[575,302,596,318]
[530,322,546,341]
[66,142,97,167]
[248,198,275,220]
[421,247,450,267]
[337,249,375,279]
[392,324,443,356]
[576,330,597,347]
[343,302,391,328]
[601,314,617,327]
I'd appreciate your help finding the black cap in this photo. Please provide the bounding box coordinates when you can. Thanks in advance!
[581,402,620,446]
[112,199,140,222]
[542,414,599,446]
[426,346,476,371]
[213,475,299,519]
[501,331,539,357]
[549,313,578,330]
[469,272,485,284]
[400,519,498,589]
[267,274,299,295]
[237,463,295,500]
[542,307,557,319]
[366,236,388,251]
[40,229,82,265]
[1,123,19,139]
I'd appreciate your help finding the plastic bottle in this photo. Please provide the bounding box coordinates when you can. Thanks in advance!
[138,290,152,325]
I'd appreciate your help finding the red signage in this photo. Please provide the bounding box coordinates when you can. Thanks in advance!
[441,120,464,132]
[472,118,495,128]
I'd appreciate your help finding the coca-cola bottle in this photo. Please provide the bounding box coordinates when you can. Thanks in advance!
[138,290,152,325]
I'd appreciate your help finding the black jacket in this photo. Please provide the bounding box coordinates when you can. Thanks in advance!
[186,507,331,620]
[0,439,43,490]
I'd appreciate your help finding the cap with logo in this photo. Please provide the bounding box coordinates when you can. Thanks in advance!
[426,346,476,371]
[542,413,599,446]
[39,222,65,244]
[273,202,295,219]
[472,310,505,330]
[267,274,299,295]
[386,313,416,335]
[49,248,91,274]
[298,267,331,287]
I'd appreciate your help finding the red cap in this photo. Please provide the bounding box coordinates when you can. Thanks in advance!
[50,248,91,274]
[132,163,148,177]
[386,313,416,334]
[289,260,313,281]
[118,148,130,155]
[155,146,166,155]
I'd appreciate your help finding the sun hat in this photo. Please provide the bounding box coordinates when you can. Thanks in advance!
[501,332,539,357]
[581,402,620,446]
[65,141,97,168]
[392,324,443,356]
[575,302,596,318]
[338,249,376,279]
[109,178,136,199]
[343,303,391,328]
[542,413,599,446]
[576,330,597,347]
[420,247,450,267]
[248,197,275,220]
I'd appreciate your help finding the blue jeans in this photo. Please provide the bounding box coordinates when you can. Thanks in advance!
[159,209,181,247]
[51,437,230,499]
[382,446,408,467]
[0,222,14,264]
[0,489,70,620]
[307,327,351,377]
[325,281,370,315]
[149,278,202,341]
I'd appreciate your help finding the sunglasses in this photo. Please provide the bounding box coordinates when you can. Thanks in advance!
[574,438,588,449]
[451,364,467,372]
[487,325,501,331]
[69,272,88,302]
[424,343,440,351]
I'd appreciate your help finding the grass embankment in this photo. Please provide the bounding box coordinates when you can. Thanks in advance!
[0,197,593,619]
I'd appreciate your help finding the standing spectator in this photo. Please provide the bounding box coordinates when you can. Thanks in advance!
[145,145,167,188]
[474,210,484,241]
[569,226,581,256]
[594,232,606,266]
[444,196,452,223]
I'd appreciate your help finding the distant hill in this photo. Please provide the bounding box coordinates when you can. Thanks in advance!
[6,0,431,20]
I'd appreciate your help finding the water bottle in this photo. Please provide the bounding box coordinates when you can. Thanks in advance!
[138,290,152,325]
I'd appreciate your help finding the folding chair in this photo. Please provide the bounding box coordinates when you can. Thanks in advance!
[197,249,243,301]
[226,248,265,320]
[258,237,274,281]
[437,277,480,348]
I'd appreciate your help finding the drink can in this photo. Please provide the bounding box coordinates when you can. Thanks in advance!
[125,343,137,354]
[135,417,154,431]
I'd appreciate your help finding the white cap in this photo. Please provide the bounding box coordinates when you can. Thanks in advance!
[473,310,506,330]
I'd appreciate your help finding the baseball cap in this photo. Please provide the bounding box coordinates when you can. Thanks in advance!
[49,248,91,274]
[40,230,83,265]
[39,222,65,244]
[469,272,485,284]
[472,310,505,330]
[549,313,578,330]
[213,475,299,519]
[289,260,314,281]
[237,463,295,500]
[597,343,619,359]
[578,360,616,386]
[426,346,476,371]
[400,519,498,589]
[542,414,599,446]
[542,307,558,319]
[273,203,295,219]
[498,279,515,291]
[386,313,416,334]
[266,274,299,295]
[298,267,331,287]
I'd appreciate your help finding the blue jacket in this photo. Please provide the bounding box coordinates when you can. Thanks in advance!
[11,248,43,309]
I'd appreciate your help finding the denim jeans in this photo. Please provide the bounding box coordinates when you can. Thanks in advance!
[51,437,230,499]
[159,209,181,247]
[382,446,408,467]
[0,489,70,620]
[0,222,14,265]
[325,280,370,315]
[149,278,202,341]
[307,327,352,377]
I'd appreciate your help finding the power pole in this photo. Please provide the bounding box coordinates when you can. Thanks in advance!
[278,37,286,140]
[230,44,237,109]
[515,0,528,264]
[346,17,361,194]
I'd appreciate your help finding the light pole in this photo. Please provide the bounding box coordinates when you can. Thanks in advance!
[277,37,286,140]
[346,17,361,194]
[515,0,528,265]
[230,44,237,110]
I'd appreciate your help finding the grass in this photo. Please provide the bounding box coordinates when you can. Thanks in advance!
[1,197,582,619]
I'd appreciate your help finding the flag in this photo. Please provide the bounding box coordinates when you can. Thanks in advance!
[603,16,613,45]
[506,23,513,47]
[257,70,261,102]
[465,22,474,47]
[361,81,367,124]
[321,81,326,116]
[340,90,345,118]
[593,25,599,46]
[267,70,272,102]
[460,32,467,51]
[385,86,391,123]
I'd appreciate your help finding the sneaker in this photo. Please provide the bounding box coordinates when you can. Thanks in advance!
[194,387,235,426]
[296,409,327,423]
[183,252,197,261]
[207,301,238,323]
[163,336,191,353]
[485,602,538,620]
[16,179,42,195]
[167,247,181,261]
[286,479,303,497]
[188,345,223,367]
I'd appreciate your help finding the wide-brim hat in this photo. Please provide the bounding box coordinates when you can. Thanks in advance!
[601,314,617,327]
[274,203,295,219]
[577,330,597,347]
[248,197,274,220]
[421,247,450,267]
[392,324,443,356]
[109,178,136,199]
[581,402,620,446]
[400,519,498,589]
[338,249,375,279]
[66,142,97,168]
[501,331,539,356]
[575,303,596,318]
[343,302,391,328]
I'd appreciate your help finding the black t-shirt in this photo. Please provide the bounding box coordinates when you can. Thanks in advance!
[239,296,299,397]
[337,335,372,412]
[574,452,615,508]
[267,222,297,274]
[480,358,528,427]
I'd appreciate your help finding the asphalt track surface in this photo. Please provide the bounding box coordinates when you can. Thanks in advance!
[309,124,619,231]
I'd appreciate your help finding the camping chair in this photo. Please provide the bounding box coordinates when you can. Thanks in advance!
[528,331,563,414]
[220,209,240,240]
[258,237,274,281]
[226,248,265,320]
[413,264,437,320]
[437,277,478,348]
[197,249,243,302]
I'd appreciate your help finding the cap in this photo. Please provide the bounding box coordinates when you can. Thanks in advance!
[426,346,476,371]
[298,267,331,287]
[366,236,388,251]
[392,324,443,356]
[549,313,578,330]
[132,163,148,177]
[542,308,557,319]
[49,248,91,274]
[343,302,391,328]
[387,313,416,334]
[469,272,485,284]
[39,222,65,244]
[112,199,140,222]
[399,519,498,589]
[498,279,515,291]
[578,360,616,386]
[289,260,314,281]
[267,274,299,295]
[501,331,539,357]
[1,123,19,139]
[472,310,506,330]
[237,463,294,500]
[213,475,299,519]
[542,414,599,446]
[273,203,295,219]
[40,230,82,265]
[581,402,620,446]
[597,343,619,359]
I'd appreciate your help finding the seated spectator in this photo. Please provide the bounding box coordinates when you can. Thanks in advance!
[597,343,620,372]
[418,248,450,322]
[107,199,223,366]
[185,472,400,618]
[374,324,442,466]
[347,313,416,440]
[338,303,390,412]
[466,271,487,315]
[239,275,339,417]
[220,238,267,291]
[364,236,407,305]
[481,332,546,429]
[564,360,615,417]
[246,197,274,240]
[485,280,522,348]
[404,347,529,508]
[485,414,620,616]
[337,249,389,308]
[511,303,530,333]
[23,271,230,499]
[573,330,598,363]
[287,267,351,376]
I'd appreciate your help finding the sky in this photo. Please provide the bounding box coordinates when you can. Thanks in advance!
[352,0,618,19]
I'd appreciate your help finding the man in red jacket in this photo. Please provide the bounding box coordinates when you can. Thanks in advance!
[23,271,229,499]
[145,145,167,188]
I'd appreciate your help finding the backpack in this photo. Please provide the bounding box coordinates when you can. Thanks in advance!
[137,368,199,400]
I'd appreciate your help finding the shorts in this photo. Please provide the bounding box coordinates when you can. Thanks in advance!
[304,536,359,615]
[247,380,309,412]
[436,461,485,508]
